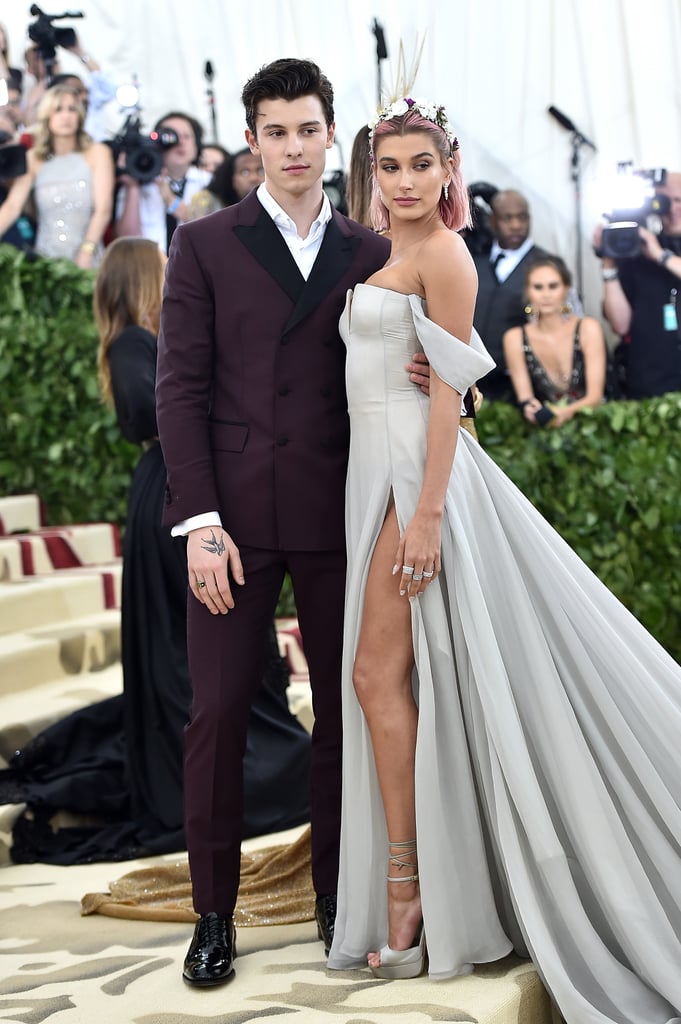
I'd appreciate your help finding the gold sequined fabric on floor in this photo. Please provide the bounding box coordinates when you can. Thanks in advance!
[81,826,314,925]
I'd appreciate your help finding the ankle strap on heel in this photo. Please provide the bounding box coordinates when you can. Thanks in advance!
[387,839,418,882]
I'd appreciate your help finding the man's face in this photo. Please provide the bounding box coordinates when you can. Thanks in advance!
[161,117,198,175]
[245,94,334,205]
[490,193,530,250]
[658,173,681,236]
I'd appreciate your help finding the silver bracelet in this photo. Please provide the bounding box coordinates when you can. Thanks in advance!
[80,53,91,65]
[602,267,619,282]
[659,249,674,266]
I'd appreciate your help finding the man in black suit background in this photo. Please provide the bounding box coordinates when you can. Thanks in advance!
[472,189,552,400]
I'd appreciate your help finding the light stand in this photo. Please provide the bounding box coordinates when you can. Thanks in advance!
[547,105,597,301]
[372,18,388,105]
[204,60,218,143]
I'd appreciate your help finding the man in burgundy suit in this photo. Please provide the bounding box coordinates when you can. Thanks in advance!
[156,59,400,986]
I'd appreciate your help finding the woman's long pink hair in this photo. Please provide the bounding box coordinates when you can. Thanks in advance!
[369,108,471,233]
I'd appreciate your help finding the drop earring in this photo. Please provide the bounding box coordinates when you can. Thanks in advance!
[443,181,449,201]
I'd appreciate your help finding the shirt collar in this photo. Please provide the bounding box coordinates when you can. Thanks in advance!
[257,182,332,236]
[490,236,534,262]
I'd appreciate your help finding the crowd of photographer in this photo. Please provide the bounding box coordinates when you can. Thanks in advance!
[1,9,681,407]
[593,171,681,399]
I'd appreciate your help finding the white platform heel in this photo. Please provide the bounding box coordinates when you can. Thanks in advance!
[370,840,426,980]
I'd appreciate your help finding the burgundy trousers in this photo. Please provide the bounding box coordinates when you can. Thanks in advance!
[184,544,346,914]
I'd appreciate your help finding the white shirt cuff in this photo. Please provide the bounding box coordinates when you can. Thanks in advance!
[171,511,222,537]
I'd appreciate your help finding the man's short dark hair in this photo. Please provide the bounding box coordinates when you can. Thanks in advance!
[241,58,334,135]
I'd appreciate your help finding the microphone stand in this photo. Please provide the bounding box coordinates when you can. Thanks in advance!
[372,18,388,105]
[204,61,218,143]
[547,106,596,302]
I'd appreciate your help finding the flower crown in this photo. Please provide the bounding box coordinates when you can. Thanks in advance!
[368,96,460,153]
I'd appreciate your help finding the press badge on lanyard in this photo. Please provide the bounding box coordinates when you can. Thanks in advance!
[663,288,678,331]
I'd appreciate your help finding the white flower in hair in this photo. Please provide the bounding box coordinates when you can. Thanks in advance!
[367,38,460,153]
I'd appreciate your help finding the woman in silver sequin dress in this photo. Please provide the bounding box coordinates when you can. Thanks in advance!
[0,83,113,268]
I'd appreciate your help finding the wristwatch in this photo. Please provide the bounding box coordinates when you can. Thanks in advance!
[659,249,674,266]
[602,267,619,282]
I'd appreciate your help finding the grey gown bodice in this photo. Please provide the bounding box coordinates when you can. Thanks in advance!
[34,151,96,263]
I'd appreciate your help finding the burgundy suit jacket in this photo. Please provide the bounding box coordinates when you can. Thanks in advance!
[156,190,389,551]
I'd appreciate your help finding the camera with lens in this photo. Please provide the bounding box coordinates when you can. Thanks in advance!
[27,4,83,62]
[109,115,179,185]
[601,163,671,259]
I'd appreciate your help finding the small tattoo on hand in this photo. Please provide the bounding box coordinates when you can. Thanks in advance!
[200,529,226,556]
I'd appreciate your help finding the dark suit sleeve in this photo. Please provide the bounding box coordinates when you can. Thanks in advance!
[156,223,220,526]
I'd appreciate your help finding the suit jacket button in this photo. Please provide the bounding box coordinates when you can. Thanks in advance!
[164,486,172,506]
[278,385,290,396]
[276,435,288,446]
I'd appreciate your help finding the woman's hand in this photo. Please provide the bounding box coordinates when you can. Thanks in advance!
[75,246,95,270]
[522,397,544,423]
[546,402,573,427]
[394,511,442,598]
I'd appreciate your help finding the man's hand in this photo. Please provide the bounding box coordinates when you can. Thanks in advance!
[406,351,431,395]
[187,526,244,615]
[638,226,665,264]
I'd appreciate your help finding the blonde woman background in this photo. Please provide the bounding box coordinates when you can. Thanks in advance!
[0,83,113,268]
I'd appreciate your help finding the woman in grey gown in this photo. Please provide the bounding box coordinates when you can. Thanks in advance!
[328,98,681,1024]
[0,82,113,267]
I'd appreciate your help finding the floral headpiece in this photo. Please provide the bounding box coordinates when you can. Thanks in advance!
[368,96,459,153]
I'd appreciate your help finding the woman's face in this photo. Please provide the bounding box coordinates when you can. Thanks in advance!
[48,96,81,140]
[198,146,226,175]
[373,131,451,224]
[525,265,569,316]
[231,152,265,199]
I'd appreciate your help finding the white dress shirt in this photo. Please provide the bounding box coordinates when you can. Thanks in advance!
[171,183,333,537]
[489,237,534,283]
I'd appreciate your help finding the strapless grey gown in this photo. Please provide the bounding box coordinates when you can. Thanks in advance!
[329,284,681,1024]
[34,151,97,263]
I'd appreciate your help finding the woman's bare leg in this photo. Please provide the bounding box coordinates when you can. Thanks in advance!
[352,503,421,964]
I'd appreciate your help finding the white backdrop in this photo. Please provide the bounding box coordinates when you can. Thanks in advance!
[3,0,680,315]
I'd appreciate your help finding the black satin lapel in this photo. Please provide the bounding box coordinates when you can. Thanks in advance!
[283,217,361,334]
[233,206,305,304]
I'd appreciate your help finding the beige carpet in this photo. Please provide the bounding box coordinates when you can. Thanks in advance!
[0,824,559,1024]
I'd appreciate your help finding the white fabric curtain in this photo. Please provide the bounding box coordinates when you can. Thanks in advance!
[4,0,681,314]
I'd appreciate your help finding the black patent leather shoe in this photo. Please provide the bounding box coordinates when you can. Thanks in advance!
[315,893,337,956]
[182,912,237,986]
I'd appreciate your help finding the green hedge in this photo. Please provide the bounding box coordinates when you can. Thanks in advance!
[1,246,680,649]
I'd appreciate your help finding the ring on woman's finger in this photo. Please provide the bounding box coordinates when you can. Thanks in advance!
[197,580,206,589]
[412,573,423,581]
[402,565,415,575]
[422,570,434,579]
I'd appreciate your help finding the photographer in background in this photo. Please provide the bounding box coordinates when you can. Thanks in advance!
[23,35,116,142]
[594,171,681,398]
[113,110,210,253]
[0,109,35,251]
